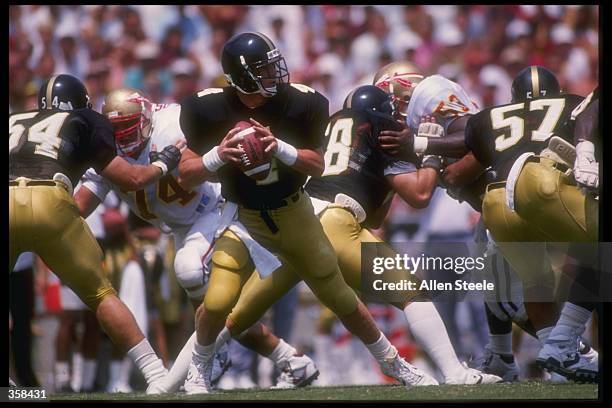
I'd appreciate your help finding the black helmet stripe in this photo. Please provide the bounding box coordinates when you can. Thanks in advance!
[45,74,59,108]
[531,66,540,98]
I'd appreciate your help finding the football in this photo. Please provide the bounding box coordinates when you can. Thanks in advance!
[233,121,271,180]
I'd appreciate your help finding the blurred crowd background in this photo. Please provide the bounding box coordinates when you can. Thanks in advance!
[9,5,599,392]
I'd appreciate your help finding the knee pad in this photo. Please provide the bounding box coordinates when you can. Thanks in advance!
[174,246,207,300]
[211,231,250,271]
[306,268,357,316]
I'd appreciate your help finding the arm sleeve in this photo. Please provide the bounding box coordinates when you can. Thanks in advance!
[383,160,418,176]
[302,92,330,149]
[88,117,118,173]
[81,168,112,202]
[464,113,493,167]
[179,96,206,153]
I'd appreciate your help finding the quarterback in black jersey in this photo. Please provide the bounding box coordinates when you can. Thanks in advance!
[178,33,436,392]
[227,85,503,385]
[9,74,180,391]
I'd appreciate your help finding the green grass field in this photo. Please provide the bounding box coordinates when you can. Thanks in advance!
[51,381,598,401]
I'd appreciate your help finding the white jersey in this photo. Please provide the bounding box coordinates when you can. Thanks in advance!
[82,103,222,231]
[406,75,480,133]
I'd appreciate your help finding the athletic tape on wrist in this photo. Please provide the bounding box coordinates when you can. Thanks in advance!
[202,146,226,172]
[414,137,428,154]
[274,139,298,166]
[151,161,168,176]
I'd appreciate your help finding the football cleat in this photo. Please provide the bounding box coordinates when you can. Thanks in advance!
[272,354,320,389]
[477,345,520,382]
[537,333,599,383]
[184,358,214,394]
[106,382,133,393]
[379,348,439,388]
[211,343,233,387]
[446,362,503,385]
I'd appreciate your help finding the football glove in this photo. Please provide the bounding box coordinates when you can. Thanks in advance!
[574,140,598,190]
[151,145,182,176]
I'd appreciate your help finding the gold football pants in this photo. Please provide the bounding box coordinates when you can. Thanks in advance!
[227,205,423,333]
[204,192,359,328]
[482,184,556,292]
[9,179,116,310]
[514,157,598,242]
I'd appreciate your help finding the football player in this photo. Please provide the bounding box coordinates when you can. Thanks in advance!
[373,63,540,381]
[459,67,598,382]
[74,88,318,392]
[9,74,181,392]
[178,32,437,393]
[220,85,503,385]
[535,87,600,382]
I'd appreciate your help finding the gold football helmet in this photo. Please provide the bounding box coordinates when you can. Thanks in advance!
[373,61,424,117]
[102,88,154,157]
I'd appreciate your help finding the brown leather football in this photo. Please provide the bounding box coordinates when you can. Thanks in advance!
[234,121,271,180]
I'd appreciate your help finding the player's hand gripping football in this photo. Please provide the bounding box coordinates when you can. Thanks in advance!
[249,117,277,159]
[218,127,248,164]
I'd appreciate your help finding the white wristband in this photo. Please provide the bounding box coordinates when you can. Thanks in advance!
[151,161,168,176]
[202,146,226,172]
[414,136,428,154]
[274,139,298,166]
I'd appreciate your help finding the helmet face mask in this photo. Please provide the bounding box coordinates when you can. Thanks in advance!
[222,32,290,98]
[373,61,424,118]
[102,89,153,158]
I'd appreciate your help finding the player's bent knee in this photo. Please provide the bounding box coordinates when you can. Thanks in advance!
[307,270,358,316]
[174,246,207,300]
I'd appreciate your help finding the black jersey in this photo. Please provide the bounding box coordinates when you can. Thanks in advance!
[306,108,418,224]
[9,108,117,187]
[180,83,329,208]
[465,94,584,181]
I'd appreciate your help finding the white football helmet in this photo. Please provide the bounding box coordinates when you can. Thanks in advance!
[102,88,154,157]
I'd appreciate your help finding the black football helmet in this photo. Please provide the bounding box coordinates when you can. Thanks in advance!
[38,74,92,110]
[511,66,560,103]
[221,32,289,97]
[343,85,396,116]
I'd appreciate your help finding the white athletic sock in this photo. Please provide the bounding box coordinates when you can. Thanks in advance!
[365,332,395,362]
[54,361,71,389]
[82,359,97,391]
[214,327,232,353]
[70,352,84,392]
[193,341,215,362]
[127,338,167,384]
[267,339,297,368]
[550,302,592,338]
[536,326,554,346]
[489,333,513,355]
[159,332,197,392]
[404,302,465,379]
